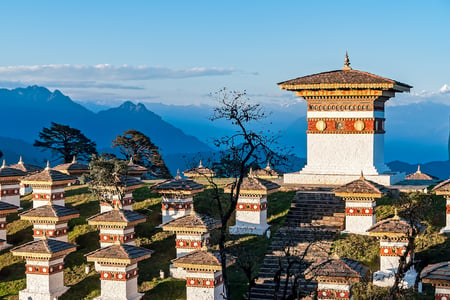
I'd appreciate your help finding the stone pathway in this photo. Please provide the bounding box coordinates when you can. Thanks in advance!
[249,191,345,300]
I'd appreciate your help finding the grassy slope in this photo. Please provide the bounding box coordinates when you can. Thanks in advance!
[0,185,294,300]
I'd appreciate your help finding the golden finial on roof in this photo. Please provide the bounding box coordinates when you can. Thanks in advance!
[45,161,50,170]
[129,156,133,164]
[265,161,271,170]
[417,165,421,174]
[248,167,254,178]
[175,169,181,180]
[198,160,203,168]
[393,208,400,220]
[72,156,77,163]
[343,52,351,71]
[1,160,5,168]
[359,170,364,180]
[18,156,23,164]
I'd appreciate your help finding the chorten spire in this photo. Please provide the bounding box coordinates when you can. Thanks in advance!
[72,156,76,163]
[45,161,50,170]
[18,156,23,164]
[175,169,181,180]
[359,170,364,180]
[417,165,421,173]
[1,160,5,168]
[393,208,400,220]
[343,51,351,70]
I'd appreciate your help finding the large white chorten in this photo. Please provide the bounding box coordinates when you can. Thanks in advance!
[280,54,412,186]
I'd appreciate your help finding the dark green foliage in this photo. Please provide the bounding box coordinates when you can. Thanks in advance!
[112,129,172,179]
[34,122,97,163]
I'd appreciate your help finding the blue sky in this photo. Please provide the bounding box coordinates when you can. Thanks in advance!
[0,1,449,106]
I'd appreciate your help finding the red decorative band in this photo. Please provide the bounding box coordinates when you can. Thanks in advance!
[33,193,65,201]
[0,222,6,229]
[100,268,138,281]
[111,199,133,206]
[162,202,192,210]
[446,205,450,214]
[26,263,64,274]
[380,246,408,257]
[346,207,374,216]
[34,228,68,237]
[236,202,267,211]
[307,118,385,134]
[186,275,223,288]
[100,233,135,243]
[0,188,19,196]
[317,289,349,299]
[436,294,450,300]
[176,239,203,249]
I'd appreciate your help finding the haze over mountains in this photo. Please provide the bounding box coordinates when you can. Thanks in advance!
[0,86,449,178]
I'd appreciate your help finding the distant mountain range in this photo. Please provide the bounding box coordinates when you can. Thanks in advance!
[0,85,449,178]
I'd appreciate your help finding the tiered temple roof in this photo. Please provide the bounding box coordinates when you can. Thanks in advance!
[0,201,19,215]
[127,158,147,177]
[172,250,224,271]
[19,204,79,222]
[87,208,146,227]
[86,243,153,264]
[367,211,413,236]
[152,172,204,194]
[0,160,27,182]
[224,175,280,195]
[162,213,220,233]
[183,161,215,178]
[11,238,76,258]
[278,63,412,92]
[52,156,89,176]
[433,179,450,195]
[21,162,76,185]
[8,156,43,173]
[305,257,368,282]
[421,261,450,283]
[251,163,283,179]
[334,174,388,198]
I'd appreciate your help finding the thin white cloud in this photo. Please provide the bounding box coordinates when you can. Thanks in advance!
[439,84,450,94]
[0,80,143,90]
[0,64,235,81]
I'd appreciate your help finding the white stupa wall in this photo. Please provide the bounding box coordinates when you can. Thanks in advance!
[33,223,68,242]
[32,187,65,208]
[317,282,351,299]
[344,200,376,235]
[161,196,193,224]
[379,240,409,272]
[100,191,134,213]
[435,286,450,299]
[175,233,206,257]
[441,196,450,234]
[20,257,68,300]
[0,182,21,207]
[230,195,269,235]
[94,262,142,300]
[185,271,224,300]
[99,227,135,247]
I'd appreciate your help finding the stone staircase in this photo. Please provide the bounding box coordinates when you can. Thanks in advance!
[249,191,345,300]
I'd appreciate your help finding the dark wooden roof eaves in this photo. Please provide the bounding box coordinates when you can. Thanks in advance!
[19,205,79,218]
[305,258,368,279]
[162,213,220,230]
[152,178,204,191]
[172,250,221,266]
[433,179,450,193]
[86,244,153,260]
[278,69,412,90]
[421,262,450,281]
[119,175,143,187]
[127,162,147,172]
[87,209,146,224]
[0,201,19,212]
[366,217,412,234]
[334,177,388,195]
[12,239,76,254]
[22,169,76,182]
[238,177,281,191]
[9,163,43,173]
[0,167,27,177]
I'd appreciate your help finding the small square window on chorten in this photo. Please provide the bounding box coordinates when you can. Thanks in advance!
[152,171,204,224]
[0,159,27,208]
